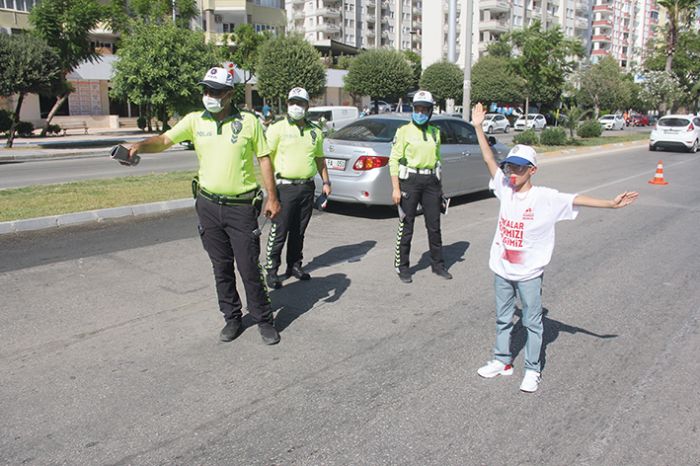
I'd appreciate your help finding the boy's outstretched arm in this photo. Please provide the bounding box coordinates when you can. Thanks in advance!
[471,103,500,178]
[574,191,639,208]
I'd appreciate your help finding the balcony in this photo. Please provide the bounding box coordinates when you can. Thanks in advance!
[480,0,510,11]
[292,10,305,20]
[593,4,612,12]
[592,19,612,28]
[574,0,589,13]
[366,15,376,23]
[291,0,305,4]
[591,34,611,42]
[480,19,509,32]
[315,23,341,33]
[366,0,376,6]
[575,17,588,29]
[381,16,391,24]
[366,28,376,37]
[313,8,341,18]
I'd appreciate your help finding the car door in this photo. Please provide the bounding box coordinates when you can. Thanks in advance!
[495,114,507,132]
[430,120,461,194]
[445,119,488,195]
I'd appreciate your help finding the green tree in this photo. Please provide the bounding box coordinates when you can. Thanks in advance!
[344,49,413,113]
[255,35,326,108]
[220,24,271,104]
[110,23,217,132]
[575,56,632,118]
[471,55,525,105]
[419,61,463,109]
[645,30,700,110]
[508,20,584,119]
[0,34,62,147]
[559,103,591,140]
[486,35,512,58]
[106,0,198,31]
[403,50,422,88]
[656,0,700,73]
[638,71,685,112]
[29,0,106,135]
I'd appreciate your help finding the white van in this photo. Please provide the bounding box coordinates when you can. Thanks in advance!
[307,106,359,133]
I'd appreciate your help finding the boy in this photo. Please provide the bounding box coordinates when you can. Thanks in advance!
[471,103,638,393]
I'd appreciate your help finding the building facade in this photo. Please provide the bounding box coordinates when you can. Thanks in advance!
[286,0,423,53]
[198,0,286,44]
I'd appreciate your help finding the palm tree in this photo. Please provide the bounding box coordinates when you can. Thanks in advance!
[657,0,700,73]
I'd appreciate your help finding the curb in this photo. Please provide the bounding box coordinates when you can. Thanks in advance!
[0,144,186,163]
[0,198,194,235]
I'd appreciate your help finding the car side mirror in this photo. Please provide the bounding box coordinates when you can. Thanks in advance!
[488,136,497,146]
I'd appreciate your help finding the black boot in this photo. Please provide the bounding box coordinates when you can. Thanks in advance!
[398,270,412,283]
[266,269,282,289]
[287,263,310,280]
[432,265,453,280]
[258,321,280,345]
[219,318,242,342]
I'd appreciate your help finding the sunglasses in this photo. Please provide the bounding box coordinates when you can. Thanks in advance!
[203,87,229,98]
[503,163,532,175]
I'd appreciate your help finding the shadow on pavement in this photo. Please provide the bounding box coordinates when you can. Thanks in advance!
[410,240,470,274]
[509,307,618,371]
[268,272,351,332]
[303,240,377,274]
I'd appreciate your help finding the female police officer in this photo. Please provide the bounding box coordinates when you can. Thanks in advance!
[389,90,452,284]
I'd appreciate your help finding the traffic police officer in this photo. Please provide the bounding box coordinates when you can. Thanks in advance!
[127,67,282,345]
[390,90,452,284]
[264,87,331,289]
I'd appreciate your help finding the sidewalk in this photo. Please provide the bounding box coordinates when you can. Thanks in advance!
[0,128,184,162]
[0,139,647,236]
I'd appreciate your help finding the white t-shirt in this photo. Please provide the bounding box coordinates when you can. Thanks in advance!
[488,169,579,281]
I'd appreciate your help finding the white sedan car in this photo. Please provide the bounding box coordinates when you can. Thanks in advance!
[514,113,546,131]
[481,113,510,133]
[598,114,625,130]
[650,114,700,152]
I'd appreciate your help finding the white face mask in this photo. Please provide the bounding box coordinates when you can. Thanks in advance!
[287,104,306,121]
[202,95,224,113]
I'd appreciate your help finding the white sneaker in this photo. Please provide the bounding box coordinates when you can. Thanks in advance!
[519,370,541,393]
[477,360,514,378]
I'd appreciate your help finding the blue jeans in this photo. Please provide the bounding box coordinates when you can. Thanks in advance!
[493,274,543,372]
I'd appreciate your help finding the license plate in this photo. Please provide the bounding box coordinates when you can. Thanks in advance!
[326,158,346,171]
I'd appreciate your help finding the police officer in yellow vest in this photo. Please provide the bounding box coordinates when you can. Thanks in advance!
[127,67,282,345]
[264,87,332,289]
[390,90,452,284]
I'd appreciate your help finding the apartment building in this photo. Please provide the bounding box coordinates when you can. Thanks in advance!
[198,0,286,44]
[590,0,659,69]
[286,0,422,53]
[421,0,593,70]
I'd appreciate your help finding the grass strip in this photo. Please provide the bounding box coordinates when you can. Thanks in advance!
[0,171,196,222]
[536,132,649,152]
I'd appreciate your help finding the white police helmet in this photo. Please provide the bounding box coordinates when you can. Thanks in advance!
[288,87,310,103]
[413,90,435,107]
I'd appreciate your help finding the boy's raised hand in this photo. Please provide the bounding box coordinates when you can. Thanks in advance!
[472,103,486,127]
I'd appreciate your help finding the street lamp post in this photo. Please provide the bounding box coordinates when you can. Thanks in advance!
[462,0,473,121]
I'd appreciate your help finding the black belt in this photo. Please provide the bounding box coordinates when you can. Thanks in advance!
[276,176,314,186]
[198,187,260,206]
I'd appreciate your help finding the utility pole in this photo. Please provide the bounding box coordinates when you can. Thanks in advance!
[172,0,176,23]
[461,0,473,121]
[448,0,457,62]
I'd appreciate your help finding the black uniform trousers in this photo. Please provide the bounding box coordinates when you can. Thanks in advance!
[265,182,315,272]
[195,195,272,324]
[394,173,445,273]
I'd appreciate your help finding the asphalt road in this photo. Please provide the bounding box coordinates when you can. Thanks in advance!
[0,127,651,190]
[1,145,699,465]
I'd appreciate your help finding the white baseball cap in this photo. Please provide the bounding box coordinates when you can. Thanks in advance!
[288,87,310,103]
[198,67,234,90]
[413,90,435,106]
[501,144,538,167]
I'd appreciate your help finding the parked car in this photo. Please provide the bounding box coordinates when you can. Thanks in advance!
[307,106,359,133]
[649,114,700,152]
[598,114,625,130]
[315,114,509,206]
[513,113,547,131]
[630,114,649,127]
[391,103,413,113]
[481,113,510,133]
[369,100,392,113]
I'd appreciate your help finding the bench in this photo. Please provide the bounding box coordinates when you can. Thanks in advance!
[61,121,88,136]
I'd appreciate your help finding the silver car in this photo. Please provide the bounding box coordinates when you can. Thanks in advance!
[315,114,509,206]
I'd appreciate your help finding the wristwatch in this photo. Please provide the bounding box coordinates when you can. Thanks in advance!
[323,181,332,186]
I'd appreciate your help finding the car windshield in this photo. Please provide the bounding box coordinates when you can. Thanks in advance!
[331,119,407,142]
[600,116,614,120]
[519,114,538,119]
[485,114,497,120]
[658,117,691,127]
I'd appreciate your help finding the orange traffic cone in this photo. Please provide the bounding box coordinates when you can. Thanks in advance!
[648,160,668,185]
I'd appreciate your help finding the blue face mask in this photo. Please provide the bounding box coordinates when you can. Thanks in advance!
[412,112,429,125]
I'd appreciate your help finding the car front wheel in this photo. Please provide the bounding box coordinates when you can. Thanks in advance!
[504,125,510,133]
[649,144,656,151]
